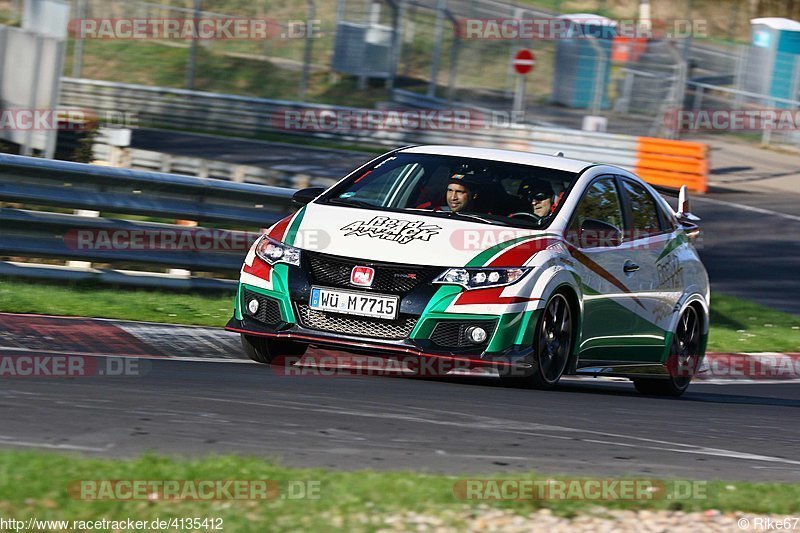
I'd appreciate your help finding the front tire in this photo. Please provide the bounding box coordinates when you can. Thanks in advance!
[633,305,702,397]
[501,292,573,390]
[241,334,307,365]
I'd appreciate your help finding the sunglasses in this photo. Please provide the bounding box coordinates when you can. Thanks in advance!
[530,192,550,201]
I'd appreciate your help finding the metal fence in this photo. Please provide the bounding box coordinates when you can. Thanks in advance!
[49,0,689,132]
[57,77,640,156]
[681,42,800,148]
[0,153,297,290]
[4,0,799,147]
[62,0,328,100]
[341,1,688,136]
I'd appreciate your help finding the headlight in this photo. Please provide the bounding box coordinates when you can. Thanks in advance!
[255,236,301,267]
[433,267,531,290]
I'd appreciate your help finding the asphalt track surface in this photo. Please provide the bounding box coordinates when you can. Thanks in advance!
[2,358,799,481]
[691,195,800,315]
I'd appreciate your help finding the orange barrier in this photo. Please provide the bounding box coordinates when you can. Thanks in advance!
[634,137,708,193]
[611,37,647,62]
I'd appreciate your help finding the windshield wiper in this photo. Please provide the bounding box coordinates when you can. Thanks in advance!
[328,197,381,209]
[444,211,509,226]
[329,199,512,226]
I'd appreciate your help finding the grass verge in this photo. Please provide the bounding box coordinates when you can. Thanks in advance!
[707,295,800,353]
[0,278,797,352]
[0,450,798,531]
[0,279,232,328]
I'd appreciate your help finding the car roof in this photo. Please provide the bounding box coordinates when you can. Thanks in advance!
[398,145,594,174]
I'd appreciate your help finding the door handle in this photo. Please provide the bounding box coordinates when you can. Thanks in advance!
[623,261,640,273]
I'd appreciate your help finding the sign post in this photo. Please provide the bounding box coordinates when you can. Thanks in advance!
[512,49,535,123]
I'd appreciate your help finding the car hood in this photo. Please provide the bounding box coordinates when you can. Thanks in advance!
[288,203,548,267]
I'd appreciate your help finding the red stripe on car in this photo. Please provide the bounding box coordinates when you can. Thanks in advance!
[455,286,540,305]
[267,215,293,241]
[488,237,556,267]
[243,256,272,281]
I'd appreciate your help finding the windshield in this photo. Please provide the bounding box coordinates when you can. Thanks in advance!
[321,153,579,228]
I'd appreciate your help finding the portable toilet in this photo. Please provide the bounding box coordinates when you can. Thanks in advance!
[746,18,800,106]
[551,14,617,109]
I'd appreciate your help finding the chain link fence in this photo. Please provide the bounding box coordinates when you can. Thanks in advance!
[356,1,683,136]
[60,0,332,101]
[5,0,800,147]
[684,42,800,148]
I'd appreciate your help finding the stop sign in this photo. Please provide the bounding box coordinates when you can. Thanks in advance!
[513,49,535,75]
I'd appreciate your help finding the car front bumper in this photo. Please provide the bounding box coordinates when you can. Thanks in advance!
[226,314,535,371]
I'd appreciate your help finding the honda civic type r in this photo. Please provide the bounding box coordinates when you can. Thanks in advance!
[226,146,709,396]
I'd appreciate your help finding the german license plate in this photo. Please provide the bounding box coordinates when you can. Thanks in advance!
[309,287,399,320]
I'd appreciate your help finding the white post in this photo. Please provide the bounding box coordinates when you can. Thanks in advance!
[427,0,446,98]
[762,98,774,145]
[512,74,526,123]
[588,38,606,116]
[66,209,100,269]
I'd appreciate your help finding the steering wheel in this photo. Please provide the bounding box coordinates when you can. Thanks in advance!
[509,212,547,227]
[509,212,540,220]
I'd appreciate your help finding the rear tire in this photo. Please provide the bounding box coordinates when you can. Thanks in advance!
[241,334,307,365]
[633,305,702,397]
[500,292,573,390]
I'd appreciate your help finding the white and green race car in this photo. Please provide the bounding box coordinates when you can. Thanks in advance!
[226,146,709,396]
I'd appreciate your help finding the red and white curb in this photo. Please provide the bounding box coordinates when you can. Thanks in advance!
[0,313,797,384]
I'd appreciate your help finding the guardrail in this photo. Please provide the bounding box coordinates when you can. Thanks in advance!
[92,143,326,189]
[0,153,297,290]
[61,78,709,192]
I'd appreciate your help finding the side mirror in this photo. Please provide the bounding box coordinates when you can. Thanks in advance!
[578,218,622,248]
[676,185,700,222]
[292,187,326,206]
[675,184,701,241]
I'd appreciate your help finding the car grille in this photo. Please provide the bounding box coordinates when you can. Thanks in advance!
[305,252,441,294]
[430,320,498,348]
[296,304,417,340]
[243,290,283,325]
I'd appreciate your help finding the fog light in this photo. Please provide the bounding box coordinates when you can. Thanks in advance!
[466,326,487,344]
[247,298,260,315]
